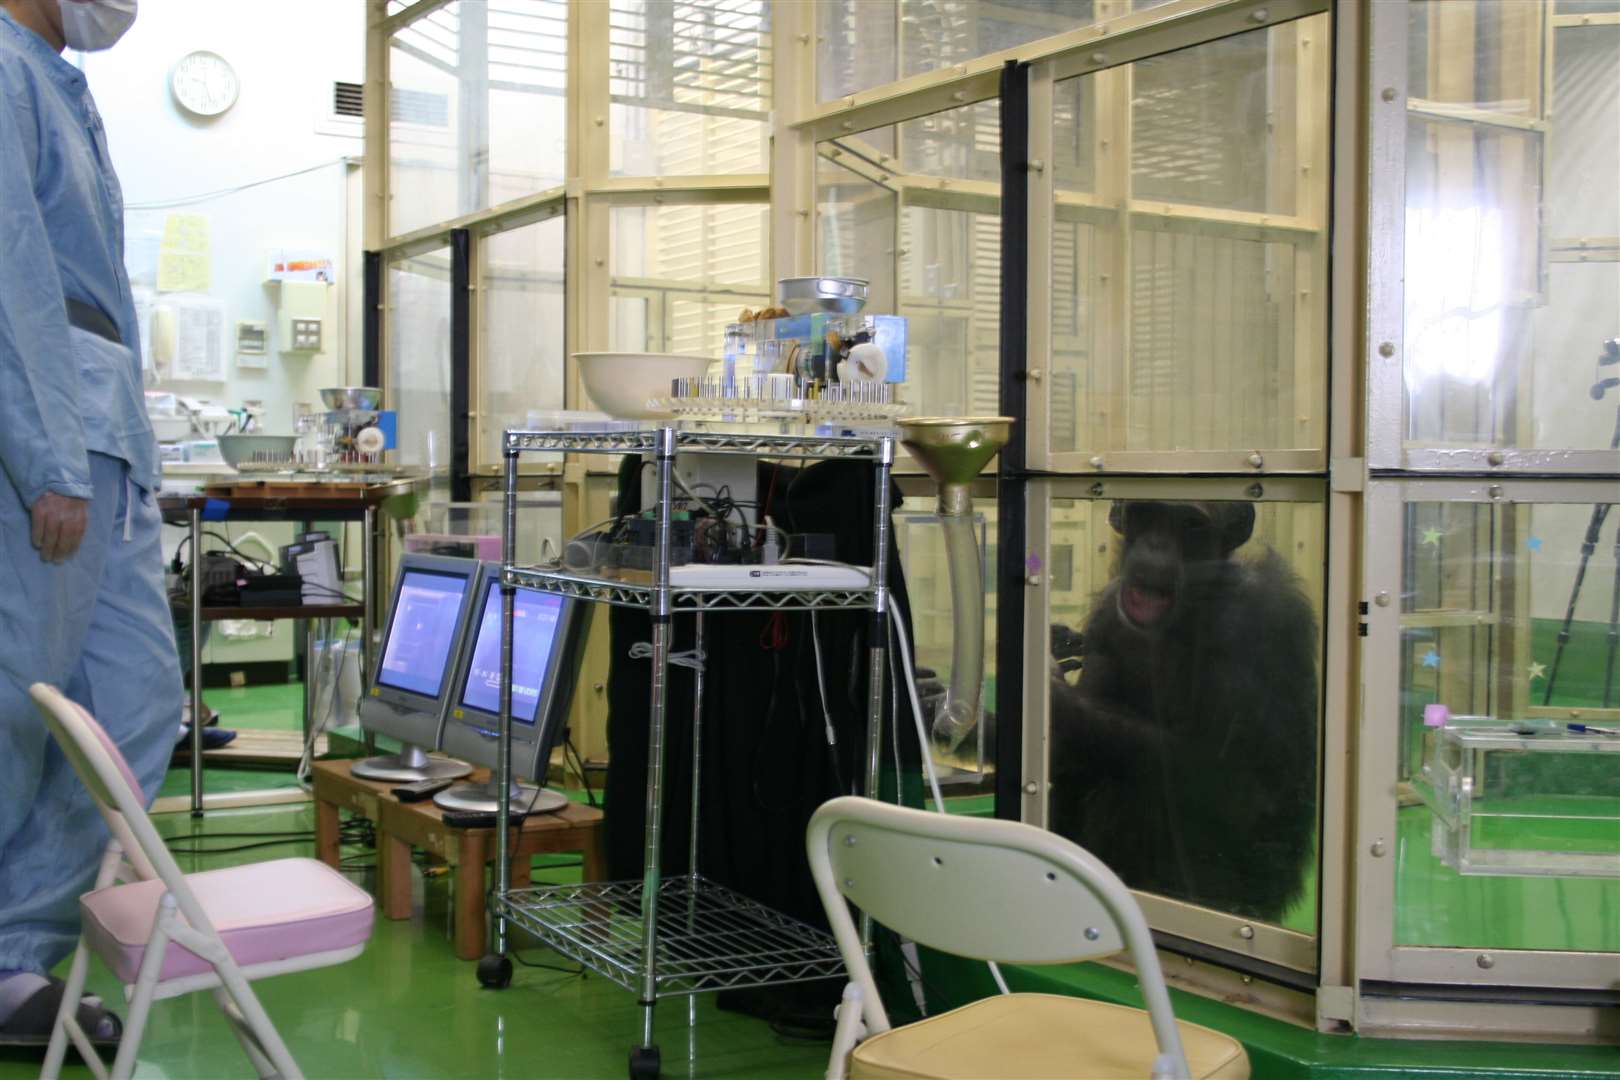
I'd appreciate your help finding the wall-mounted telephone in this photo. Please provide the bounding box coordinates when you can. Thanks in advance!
[151,303,177,378]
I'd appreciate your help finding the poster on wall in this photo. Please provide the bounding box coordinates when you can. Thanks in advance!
[267,249,336,284]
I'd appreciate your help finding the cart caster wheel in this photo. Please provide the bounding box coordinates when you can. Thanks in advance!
[628,1044,660,1079]
[476,954,512,989]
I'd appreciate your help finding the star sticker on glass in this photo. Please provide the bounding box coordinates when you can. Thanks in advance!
[1421,650,1441,669]
[1528,661,1547,681]
[1421,528,1443,547]
[1527,537,1543,552]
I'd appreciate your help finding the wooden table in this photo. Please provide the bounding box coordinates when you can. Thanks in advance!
[311,759,606,960]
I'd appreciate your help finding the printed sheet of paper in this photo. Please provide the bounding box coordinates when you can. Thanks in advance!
[172,297,225,381]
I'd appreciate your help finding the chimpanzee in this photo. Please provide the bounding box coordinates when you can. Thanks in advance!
[1048,500,1318,924]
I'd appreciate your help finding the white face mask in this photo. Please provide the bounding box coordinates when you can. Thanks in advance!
[57,0,138,51]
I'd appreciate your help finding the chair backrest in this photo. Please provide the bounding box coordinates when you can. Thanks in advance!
[807,796,1188,1068]
[30,684,221,938]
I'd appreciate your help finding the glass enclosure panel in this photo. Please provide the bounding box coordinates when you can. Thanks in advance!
[610,0,771,176]
[389,2,567,238]
[1396,497,1620,950]
[1044,492,1324,930]
[894,495,999,807]
[817,102,1002,420]
[817,0,1099,102]
[1402,1,1620,456]
[388,248,453,500]
[608,204,769,356]
[1048,17,1330,458]
[479,214,565,467]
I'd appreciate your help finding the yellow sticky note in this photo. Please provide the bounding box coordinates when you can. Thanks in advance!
[157,251,210,292]
[162,213,209,253]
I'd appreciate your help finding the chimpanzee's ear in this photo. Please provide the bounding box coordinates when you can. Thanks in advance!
[1107,501,1126,535]
[1220,503,1256,553]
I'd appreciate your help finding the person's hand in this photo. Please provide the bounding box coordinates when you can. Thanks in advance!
[31,492,89,562]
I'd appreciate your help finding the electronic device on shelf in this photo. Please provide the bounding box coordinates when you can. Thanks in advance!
[433,563,591,814]
[615,562,872,590]
[352,554,482,783]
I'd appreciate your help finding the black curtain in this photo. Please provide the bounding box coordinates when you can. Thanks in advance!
[602,454,917,931]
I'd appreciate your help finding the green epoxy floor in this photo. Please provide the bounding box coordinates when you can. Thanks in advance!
[27,678,1607,1078]
[0,802,829,1080]
[201,682,308,733]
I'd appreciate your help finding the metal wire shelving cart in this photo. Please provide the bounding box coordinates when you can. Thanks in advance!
[479,424,896,1080]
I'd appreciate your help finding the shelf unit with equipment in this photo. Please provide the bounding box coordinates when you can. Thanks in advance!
[479,424,896,1080]
[160,479,417,815]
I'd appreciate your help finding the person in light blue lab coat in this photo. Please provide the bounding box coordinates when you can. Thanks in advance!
[0,0,183,1050]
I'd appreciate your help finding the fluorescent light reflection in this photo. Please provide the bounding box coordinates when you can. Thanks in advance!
[1404,204,1507,390]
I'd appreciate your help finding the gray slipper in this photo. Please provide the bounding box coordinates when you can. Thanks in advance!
[0,977,121,1054]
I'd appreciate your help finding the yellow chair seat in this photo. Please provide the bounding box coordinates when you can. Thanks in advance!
[849,992,1251,1080]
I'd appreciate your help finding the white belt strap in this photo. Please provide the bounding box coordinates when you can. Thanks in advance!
[122,475,135,542]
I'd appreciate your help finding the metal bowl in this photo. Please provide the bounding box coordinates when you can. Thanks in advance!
[319,386,383,411]
[777,276,869,316]
[217,434,298,469]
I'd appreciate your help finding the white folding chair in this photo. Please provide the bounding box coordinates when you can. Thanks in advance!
[30,683,375,1080]
[807,796,1251,1080]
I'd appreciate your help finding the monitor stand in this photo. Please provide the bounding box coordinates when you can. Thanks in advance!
[352,743,474,783]
[433,780,570,815]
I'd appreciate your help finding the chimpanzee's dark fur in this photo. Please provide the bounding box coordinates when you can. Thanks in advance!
[1048,501,1318,923]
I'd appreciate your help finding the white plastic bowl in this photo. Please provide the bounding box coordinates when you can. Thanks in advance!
[574,352,713,419]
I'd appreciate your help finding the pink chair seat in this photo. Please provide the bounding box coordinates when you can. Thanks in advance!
[80,858,375,984]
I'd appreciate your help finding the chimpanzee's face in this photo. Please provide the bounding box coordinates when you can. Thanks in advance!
[1108,501,1255,631]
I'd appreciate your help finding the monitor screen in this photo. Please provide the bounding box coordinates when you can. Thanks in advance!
[459,579,565,724]
[375,569,472,700]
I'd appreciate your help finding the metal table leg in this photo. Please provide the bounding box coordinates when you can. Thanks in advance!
[303,618,319,749]
[686,611,706,1029]
[860,442,895,947]
[189,508,205,817]
[634,428,677,1075]
[479,445,521,992]
[362,506,378,752]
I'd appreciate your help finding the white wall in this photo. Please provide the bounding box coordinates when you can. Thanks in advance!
[80,0,367,434]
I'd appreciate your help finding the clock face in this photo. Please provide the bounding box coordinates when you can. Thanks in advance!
[171,51,238,117]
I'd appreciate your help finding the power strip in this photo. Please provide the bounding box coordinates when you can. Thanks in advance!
[662,563,872,590]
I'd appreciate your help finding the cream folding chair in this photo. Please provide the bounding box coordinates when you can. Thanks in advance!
[807,796,1250,1080]
[30,683,375,1080]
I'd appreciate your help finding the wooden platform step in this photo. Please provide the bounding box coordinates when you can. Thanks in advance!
[172,727,326,767]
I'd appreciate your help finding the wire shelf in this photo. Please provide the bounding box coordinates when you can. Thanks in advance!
[504,427,892,460]
[505,565,877,612]
[496,876,846,997]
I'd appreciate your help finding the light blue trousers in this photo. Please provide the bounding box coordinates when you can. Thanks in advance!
[0,453,181,974]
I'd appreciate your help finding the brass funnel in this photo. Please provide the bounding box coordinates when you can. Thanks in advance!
[896,416,1012,755]
[898,417,1012,516]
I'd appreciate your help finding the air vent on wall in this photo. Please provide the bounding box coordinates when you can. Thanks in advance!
[332,80,363,118]
[329,81,450,129]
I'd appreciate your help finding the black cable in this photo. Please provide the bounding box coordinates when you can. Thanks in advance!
[564,736,599,808]
[510,951,586,975]
[203,531,274,573]
[167,838,312,855]
[164,830,313,841]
